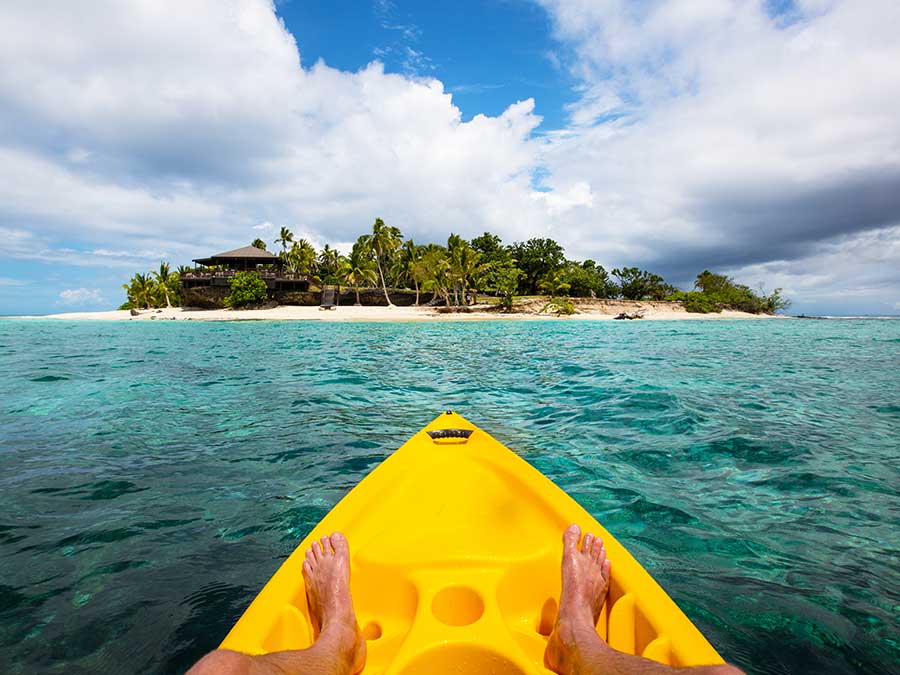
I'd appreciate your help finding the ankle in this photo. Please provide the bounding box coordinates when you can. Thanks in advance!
[320,620,360,655]
[557,606,595,637]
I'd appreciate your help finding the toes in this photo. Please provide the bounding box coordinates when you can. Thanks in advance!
[582,532,594,554]
[563,524,581,553]
[602,557,611,581]
[305,549,315,566]
[312,540,322,560]
[302,560,312,578]
[330,532,349,558]
[320,536,333,556]
[591,537,603,559]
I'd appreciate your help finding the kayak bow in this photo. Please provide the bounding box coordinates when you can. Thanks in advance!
[220,412,724,673]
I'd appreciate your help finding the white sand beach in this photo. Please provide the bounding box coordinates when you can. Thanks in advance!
[26,300,786,322]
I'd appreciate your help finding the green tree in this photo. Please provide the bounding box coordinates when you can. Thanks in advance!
[509,238,566,294]
[152,262,179,308]
[419,246,452,306]
[561,260,616,298]
[394,239,423,304]
[489,263,523,311]
[447,234,488,305]
[224,271,268,308]
[539,269,572,297]
[275,226,294,253]
[366,218,403,306]
[692,270,789,313]
[251,238,267,250]
[317,244,344,282]
[285,239,318,275]
[343,237,378,305]
[763,288,791,313]
[666,290,720,313]
[470,232,507,264]
[612,267,671,300]
[122,272,156,309]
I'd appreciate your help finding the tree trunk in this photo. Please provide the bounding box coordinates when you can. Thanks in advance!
[414,279,419,306]
[376,257,393,307]
[164,290,171,308]
[355,286,361,306]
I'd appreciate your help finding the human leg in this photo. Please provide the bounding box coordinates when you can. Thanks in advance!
[544,524,743,675]
[187,532,365,675]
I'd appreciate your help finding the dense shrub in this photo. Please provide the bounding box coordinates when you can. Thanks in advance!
[224,271,268,308]
[684,292,720,313]
[667,272,790,314]
[542,297,576,315]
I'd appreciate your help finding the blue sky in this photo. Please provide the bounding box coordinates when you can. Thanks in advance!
[278,0,574,129]
[1,0,899,316]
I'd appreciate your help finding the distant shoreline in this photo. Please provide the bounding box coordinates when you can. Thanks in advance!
[14,300,788,322]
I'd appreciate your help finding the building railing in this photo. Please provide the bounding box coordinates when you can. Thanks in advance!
[182,270,311,281]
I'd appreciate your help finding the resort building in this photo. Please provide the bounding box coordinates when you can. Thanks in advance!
[181,245,312,293]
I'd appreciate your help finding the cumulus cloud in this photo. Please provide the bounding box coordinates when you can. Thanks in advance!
[0,0,898,313]
[535,0,900,309]
[0,0,548,268]
[59,288,103,305]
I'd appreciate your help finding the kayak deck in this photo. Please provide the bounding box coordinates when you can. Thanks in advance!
[220,412,724,673]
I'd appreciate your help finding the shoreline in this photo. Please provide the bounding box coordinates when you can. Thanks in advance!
[14,300,787,322]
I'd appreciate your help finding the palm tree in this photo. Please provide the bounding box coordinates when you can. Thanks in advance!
[420,247,452,306]
[123,272,156,309]
[251,238,267,250]
[275,226,294,253]
[343,237,378,305]
[318,244,343,282]
[446,234,487,305]
[410,259,430,306]
[366,218,402,306]
[285,239,317,275]
[153,262,177,307]
[539,269,571,298]
[394,239,422,304]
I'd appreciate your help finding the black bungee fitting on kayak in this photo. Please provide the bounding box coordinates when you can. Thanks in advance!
[427,428,474,440]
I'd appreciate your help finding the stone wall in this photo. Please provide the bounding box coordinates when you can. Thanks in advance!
[181,285,229,309]
[336,289,420,306]
[181,285,422,309]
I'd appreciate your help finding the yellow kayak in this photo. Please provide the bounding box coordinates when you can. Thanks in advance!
[220,412,724,673]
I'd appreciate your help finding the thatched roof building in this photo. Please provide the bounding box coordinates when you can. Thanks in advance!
[192,245,281,269]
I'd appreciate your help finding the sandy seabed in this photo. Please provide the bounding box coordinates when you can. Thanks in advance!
[26,300,786,322]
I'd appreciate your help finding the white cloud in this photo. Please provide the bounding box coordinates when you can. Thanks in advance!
[534,0,900,297]
[0,277,29,287]
[0,0,897,314]
[0,0,548,263]
[59,288,103,305]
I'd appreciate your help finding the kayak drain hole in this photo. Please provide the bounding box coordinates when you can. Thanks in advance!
[362,621,382,641]
[431,586,484,626]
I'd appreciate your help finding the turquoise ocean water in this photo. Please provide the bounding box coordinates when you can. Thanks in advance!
[0,318,898,674]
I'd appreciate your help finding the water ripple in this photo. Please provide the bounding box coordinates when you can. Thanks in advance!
[0,318,898,674]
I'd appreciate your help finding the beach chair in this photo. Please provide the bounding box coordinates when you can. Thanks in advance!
[319,287,336,310]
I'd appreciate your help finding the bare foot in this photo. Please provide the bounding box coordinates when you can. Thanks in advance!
[302,532,366,673]
[545,524,611,674]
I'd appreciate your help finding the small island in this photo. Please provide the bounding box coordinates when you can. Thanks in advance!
[48,219,789,322]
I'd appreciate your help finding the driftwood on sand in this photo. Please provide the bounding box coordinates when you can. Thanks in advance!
[613,310,646,320]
